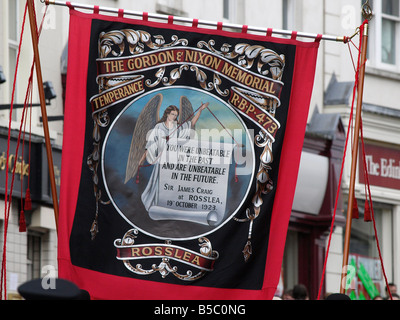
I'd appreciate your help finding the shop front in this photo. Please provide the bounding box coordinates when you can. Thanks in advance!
[0,127,61,214]
[345,140,400,300]
[0,127,61,298]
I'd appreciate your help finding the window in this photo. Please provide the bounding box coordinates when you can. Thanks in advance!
[223,0,236,22]
[349,209,382,258]
[367,0,400,72]
[156,0,186,17]
[27,233,42,281]
[381,0,399,64]
[223,0,229,20]
[282,0,295,30]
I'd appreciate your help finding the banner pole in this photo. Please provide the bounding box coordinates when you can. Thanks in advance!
[340,22,369,294]
[42,0,348,43]
[27,0,59,233]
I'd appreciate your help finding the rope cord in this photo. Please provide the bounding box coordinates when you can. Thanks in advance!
[19,77,32,211]
[205,106,241,147]
[0,2,47,300]
[317,20,364,300]
[360,121,393,300]
[317,20,392,300]
[0,2,28,300]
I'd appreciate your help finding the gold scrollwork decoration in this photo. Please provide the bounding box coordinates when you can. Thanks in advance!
[99,29,188,59]
[114,231,219,281]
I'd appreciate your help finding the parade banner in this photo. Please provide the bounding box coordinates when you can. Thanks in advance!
[58,8,320,300]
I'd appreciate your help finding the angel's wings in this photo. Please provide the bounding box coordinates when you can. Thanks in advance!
[179,96,194,124]
[124,93,162,184]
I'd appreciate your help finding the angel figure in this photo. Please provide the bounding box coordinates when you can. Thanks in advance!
[124,93,208,211]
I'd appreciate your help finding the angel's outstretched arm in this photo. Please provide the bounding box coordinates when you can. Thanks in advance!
[191,102,209,127]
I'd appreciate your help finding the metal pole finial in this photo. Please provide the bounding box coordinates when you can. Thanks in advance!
[362,1,373,21]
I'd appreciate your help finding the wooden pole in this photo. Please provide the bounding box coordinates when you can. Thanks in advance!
[340,22,369,294]
[27,0,59,233]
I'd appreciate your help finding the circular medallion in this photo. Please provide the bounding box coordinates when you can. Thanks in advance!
[102,87,255,240]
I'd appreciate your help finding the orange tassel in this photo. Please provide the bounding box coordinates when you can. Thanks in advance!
[352,196,359,219]
[24,188,32,211]
[19,210,26,232]
[364,200,372,222]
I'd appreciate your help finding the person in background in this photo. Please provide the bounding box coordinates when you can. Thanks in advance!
[325,293,351,300]
[292,284,309,300]
[385,283,397,299]
[282,289,294,300]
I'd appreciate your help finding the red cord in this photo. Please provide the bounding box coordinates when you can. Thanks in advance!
[0,2,28,300]
[360,122,393,300]
[317,21,363,300]
[20,78,32,212]
[0,2,48,300]
[316,83,355,300]
[318,20,391,300]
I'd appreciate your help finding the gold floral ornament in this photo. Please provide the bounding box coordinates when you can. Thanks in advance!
[196,41,285,262]
[114,229,220,281]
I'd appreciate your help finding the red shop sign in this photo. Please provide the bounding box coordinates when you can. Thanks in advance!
[359,143,400,190]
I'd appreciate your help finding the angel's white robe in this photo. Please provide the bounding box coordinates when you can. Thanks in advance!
[141,120,192,211]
